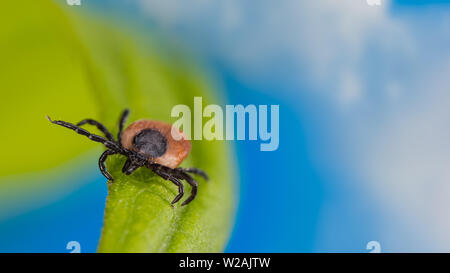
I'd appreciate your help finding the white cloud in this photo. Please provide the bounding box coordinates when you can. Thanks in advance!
[138,0,412,106]
[136,0,450,251]
[357,58,450,251]
[338,70,363,106]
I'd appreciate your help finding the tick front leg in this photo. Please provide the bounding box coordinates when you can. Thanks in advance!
[99,150,116,181]
[76,119,114,141]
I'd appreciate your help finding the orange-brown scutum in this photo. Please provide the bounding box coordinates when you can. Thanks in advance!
[121,120,191,168]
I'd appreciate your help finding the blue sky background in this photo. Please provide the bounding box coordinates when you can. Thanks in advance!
[2,0,450,252]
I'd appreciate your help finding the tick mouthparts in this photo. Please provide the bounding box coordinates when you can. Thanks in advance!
[46,115,54,123]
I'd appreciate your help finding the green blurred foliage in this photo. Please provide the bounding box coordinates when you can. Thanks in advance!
[0,0,234,252]
[0,1,98,178]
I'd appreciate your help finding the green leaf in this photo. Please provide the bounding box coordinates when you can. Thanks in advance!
[0,1,100,179]
[0,1,103,216]
[99,145,234,252]
[0,1,235,252]
[67,7,236,252]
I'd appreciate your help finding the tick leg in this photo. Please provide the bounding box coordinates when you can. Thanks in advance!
[180,173,198,206]
[177,167,209,181]
[99,150,116,181]
[122,158,132,174]
[153,166,185,205]
[117,109,130,145]
[168,177,185,205]
[152,165,200,205]
[47,116,123,152]
[123,162,141,175]
[77,119,114,141]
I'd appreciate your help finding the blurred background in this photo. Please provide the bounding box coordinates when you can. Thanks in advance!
[2,0,450,252]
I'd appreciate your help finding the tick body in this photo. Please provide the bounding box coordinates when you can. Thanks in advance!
[47,109,208,206]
